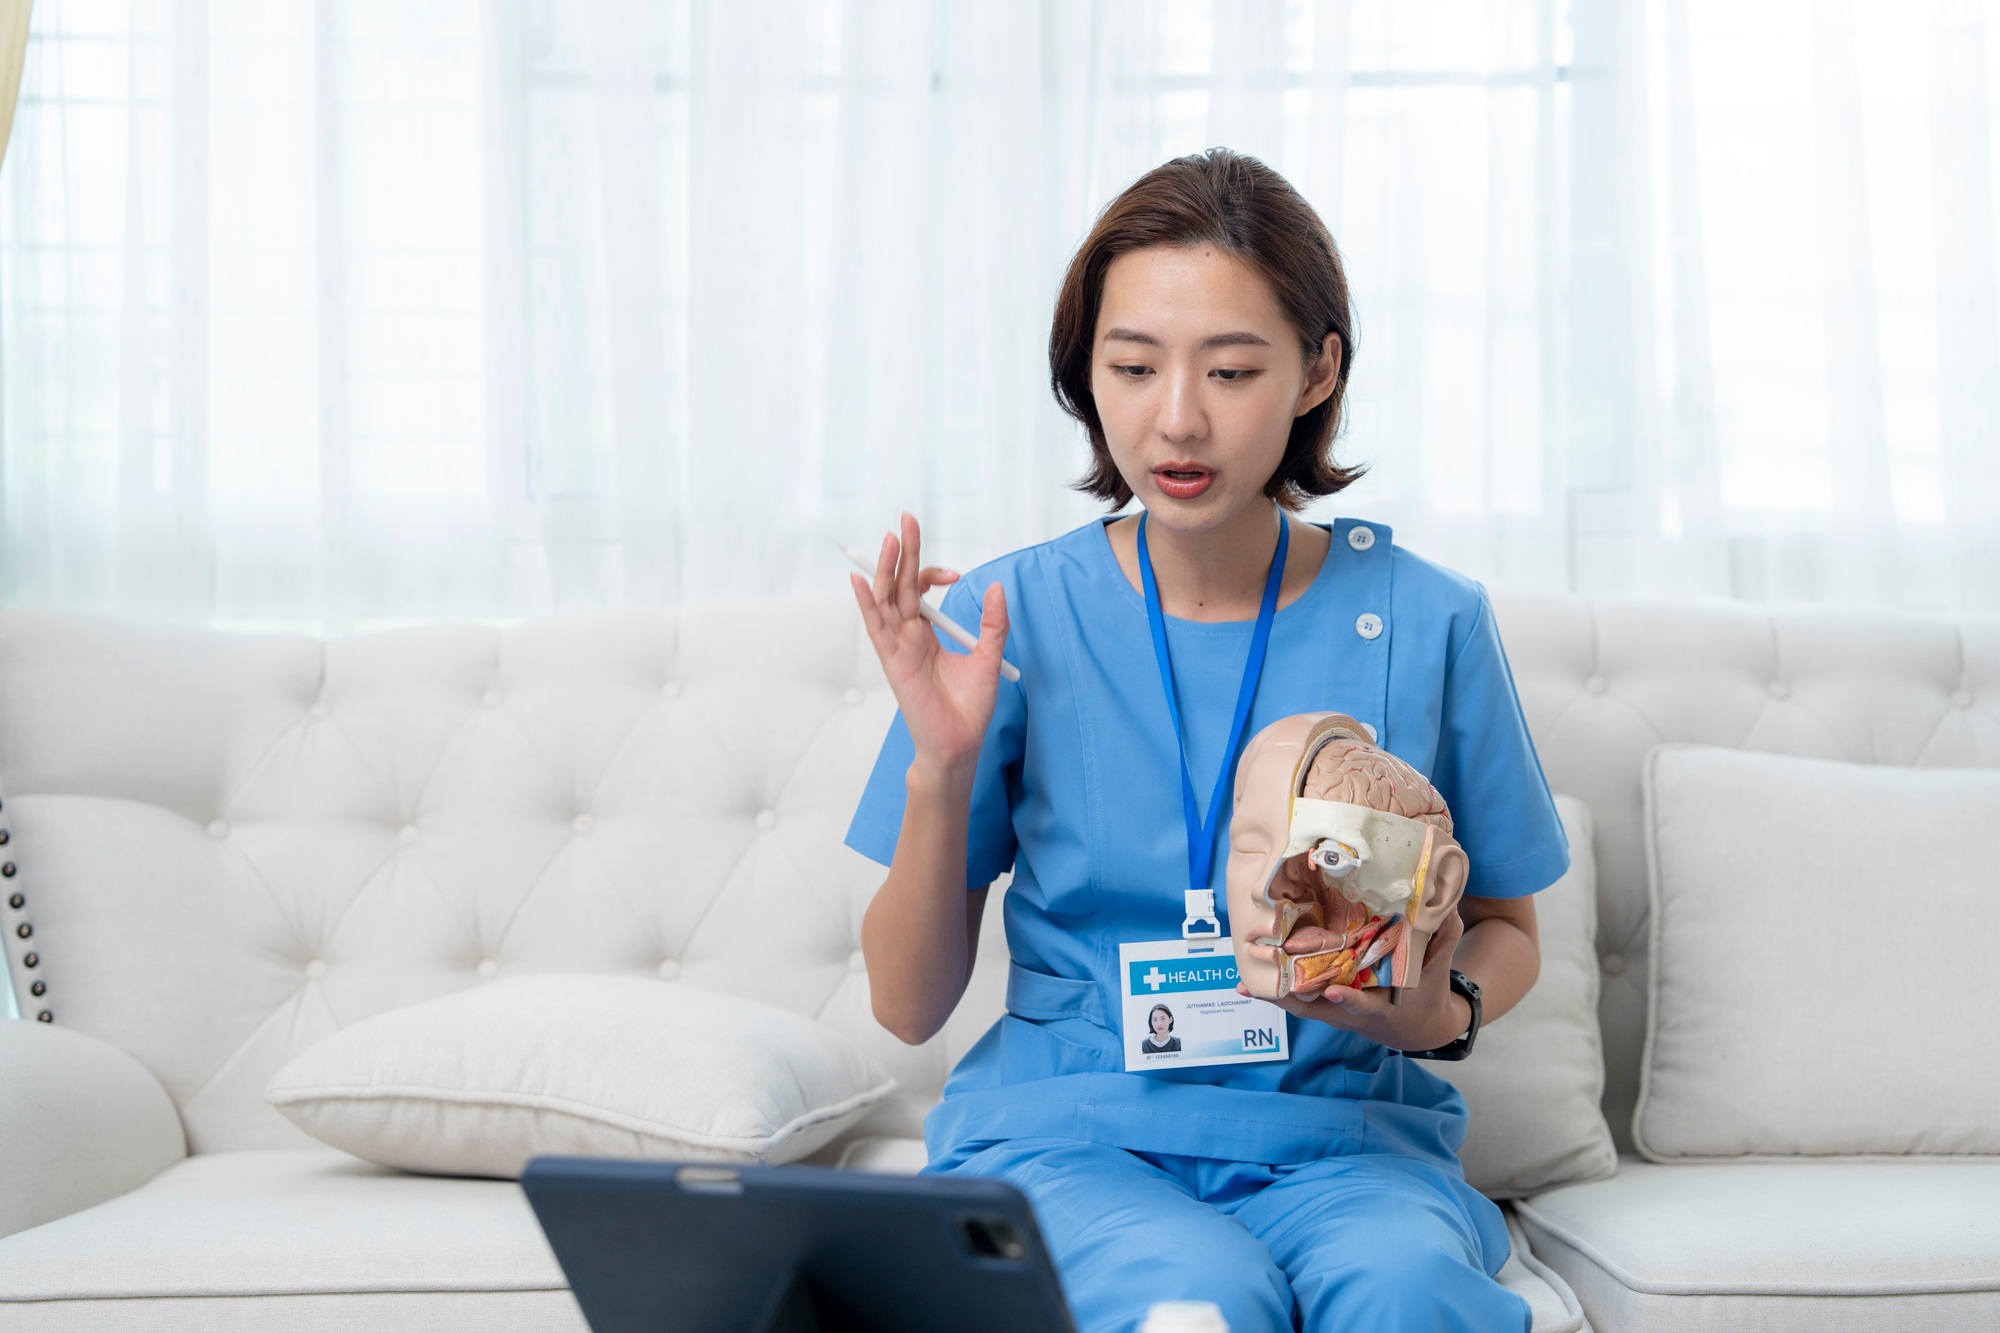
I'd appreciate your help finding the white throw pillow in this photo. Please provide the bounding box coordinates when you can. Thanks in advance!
[265,973,894,1178]
[1636,746,2000,1160]
[1433,794,1617,1198]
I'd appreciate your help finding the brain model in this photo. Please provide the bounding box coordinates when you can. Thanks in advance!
[1225,713,1470,1002]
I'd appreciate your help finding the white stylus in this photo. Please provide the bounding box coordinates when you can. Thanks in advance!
[838,542,1022,683]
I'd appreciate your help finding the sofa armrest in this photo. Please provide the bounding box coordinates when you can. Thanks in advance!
[0,1019,186,1238]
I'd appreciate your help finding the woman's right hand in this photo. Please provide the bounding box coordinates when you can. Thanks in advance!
[849,511,1010,781]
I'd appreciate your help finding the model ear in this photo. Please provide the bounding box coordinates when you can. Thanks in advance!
[1409,840,1468,932]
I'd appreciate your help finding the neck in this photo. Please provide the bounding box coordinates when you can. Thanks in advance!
[1143,501,1283,618]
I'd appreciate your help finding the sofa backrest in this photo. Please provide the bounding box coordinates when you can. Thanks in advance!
[0,601,1006,1151]
[1487,590,2000,1149]
[2,594,1994,1154]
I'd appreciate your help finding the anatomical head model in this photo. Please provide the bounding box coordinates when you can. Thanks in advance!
[1226,713,1469,1002]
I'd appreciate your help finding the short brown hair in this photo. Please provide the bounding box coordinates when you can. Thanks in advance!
[1049,148,1361,510]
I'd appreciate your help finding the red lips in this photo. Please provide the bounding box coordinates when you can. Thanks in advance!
[1153,462,1213,500]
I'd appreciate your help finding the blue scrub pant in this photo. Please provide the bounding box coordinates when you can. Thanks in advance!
[939,1137,1529,1333]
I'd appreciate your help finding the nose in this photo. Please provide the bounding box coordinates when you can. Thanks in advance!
[1270,856,1319,904]
[1156,364,1205,445]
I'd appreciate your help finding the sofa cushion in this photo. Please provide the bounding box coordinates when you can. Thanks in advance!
[1517,1158,2000,1333]
[1433,794,1615,1198]
[266,973,894,1177]
[1637,747,2000,1159]
[0,1149,578,1317]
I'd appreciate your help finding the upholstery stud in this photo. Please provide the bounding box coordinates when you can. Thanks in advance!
[476,958,499,979]
[657,959,681,980]
[304,959,328,980]
[481,689,502,708]
[0,828,10,845]
[398,824,419,846]
[1584,674,1608,695]
[309,701,330,719]
[1,861,13,876]
[1953,689,1975,708]
[20,951,35,968]
[754,809,777,831]
[1768,679,1791,699]
[1603,953,1626,975]
[206,820,228,840]
[14,922,29,938]
[7,892,20,909]
[1355,613,1383,640]
[842,687,864,706]
[660,680,682,699]
[34,1011,50,1023]
[28,979,44,996]
[847,950,866,974]
[571,813,595,835]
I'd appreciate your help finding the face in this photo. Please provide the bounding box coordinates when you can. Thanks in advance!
[1091,244,1339,533]
[1150,1008,1171,1038]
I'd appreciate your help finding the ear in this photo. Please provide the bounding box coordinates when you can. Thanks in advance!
[1294,333,1343,418]
[1408,840,1468,933]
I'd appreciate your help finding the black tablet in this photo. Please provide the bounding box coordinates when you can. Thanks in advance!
[521,1156,1075,1333]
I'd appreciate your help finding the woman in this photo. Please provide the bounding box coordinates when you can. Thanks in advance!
[844,150,1565,1333]
[1141,1004,1180,1056]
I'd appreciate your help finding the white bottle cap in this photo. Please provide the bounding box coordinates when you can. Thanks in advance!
[1141,1300,1229,1333]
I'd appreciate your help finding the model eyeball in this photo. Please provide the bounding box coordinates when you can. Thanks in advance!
[1309,840,1361,879]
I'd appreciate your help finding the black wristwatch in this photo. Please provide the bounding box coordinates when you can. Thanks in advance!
[1404,970,1481,1061]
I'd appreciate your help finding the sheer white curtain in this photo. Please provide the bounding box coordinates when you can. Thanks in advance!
[3,0,1998,630]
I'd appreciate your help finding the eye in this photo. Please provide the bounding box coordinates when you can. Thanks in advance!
[1211,368,1257,383]
[1112,363,1154,379]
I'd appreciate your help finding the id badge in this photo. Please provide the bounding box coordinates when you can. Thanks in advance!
[1119,936,1290,1071]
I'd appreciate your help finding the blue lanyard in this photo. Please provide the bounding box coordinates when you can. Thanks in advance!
[1137,509,1290,897]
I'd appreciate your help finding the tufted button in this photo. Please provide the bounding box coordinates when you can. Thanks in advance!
[482,689,502,708]
[848,950,867,973]
[1767,679,1791,699]
[476,958,499,979]
[7,893,20,910]
[754,809,777,831]
[21,951,36,968]
[35,1011,50,1023]
[304,959,328,980]
[843,687,864,706]
[1602,953,1626,976]
[1347,524,1376,551]
[398,824,420,845]
[1952,689,1975,708]
[14,923,29,939]
[1584,675,1607,695]
[207,819,229,840]
[309,701,330,719]
[657,958,682,980]
[0,829,11,845]
[1355,613,1383,640]
[660,680,683,699]
[1,862,13,877]
[29,980,44,997]
[572,813,596,835]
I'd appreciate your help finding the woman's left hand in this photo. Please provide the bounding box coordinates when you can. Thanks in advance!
[1241,910,1470,1052]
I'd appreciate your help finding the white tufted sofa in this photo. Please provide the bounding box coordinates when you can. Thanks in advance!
[0,591,1995,1332]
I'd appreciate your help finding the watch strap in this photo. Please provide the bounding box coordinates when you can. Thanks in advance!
[1404,969,1481,1061]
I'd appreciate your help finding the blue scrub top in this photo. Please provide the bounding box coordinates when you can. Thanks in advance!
[845,517,1569,1172]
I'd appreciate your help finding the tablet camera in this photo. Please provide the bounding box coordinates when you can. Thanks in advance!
[957,1214,1028,1262]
